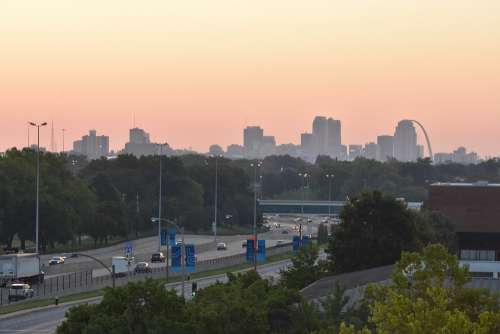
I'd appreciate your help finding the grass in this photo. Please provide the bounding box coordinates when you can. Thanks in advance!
[0,290,103,315]
[0,251,294,316]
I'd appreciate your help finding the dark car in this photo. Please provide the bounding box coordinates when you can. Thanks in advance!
[151,252,166,263]
[281,230,289,234]
[134,262,152,273]
[242,240,247,248]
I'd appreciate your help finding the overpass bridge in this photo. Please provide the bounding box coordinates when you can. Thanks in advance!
[258,200,422,216]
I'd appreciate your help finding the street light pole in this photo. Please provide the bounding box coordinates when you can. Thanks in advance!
[251,162,261,271]
[29,122,47,254]
[214,156,218,243]
[158,150,162,252]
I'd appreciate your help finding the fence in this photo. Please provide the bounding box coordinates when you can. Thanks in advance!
[0,243,292,307]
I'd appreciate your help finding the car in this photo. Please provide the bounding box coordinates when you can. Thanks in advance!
[8,283,34,302]
[176,240,184,246]
[216,242,227,251]
[151,252,166,263]
[49,256,65,265]
[242,240,247,248]
[281,230,289,234]
[134,262,152,273]
[307,218,313,223]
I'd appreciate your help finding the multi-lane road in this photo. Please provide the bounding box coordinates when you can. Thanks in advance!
[0,259,294,334]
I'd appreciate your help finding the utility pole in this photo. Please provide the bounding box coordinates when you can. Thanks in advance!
[29,122,47,254]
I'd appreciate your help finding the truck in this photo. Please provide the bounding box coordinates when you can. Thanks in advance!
[112,256,134,277]
[0,253,44,287]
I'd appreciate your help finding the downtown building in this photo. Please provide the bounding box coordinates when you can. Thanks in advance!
[428,182,500,278]
[301,116,342,161]
[73,130,109,160]
[393,120,418,162]
[123,128,171,157]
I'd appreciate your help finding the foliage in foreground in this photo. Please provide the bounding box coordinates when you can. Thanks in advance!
[57,245,500,334]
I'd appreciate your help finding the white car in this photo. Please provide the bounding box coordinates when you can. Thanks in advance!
[49,256,65,265]
[8,283,34,301]
[217,242,227,251]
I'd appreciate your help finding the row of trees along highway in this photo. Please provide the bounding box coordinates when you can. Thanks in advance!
[1,148,500,252]
[57,193,499,333]
[57,245,500,333]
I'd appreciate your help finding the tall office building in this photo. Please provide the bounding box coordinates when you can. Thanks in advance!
[327,118,342,157]
[377,135,394,161]
[349,145,363,161]
[73,130,109,160]
[312,116,342,158]
[393,120,418,162]
[243,126,264,156]
[312,116,328,156]
[300,133,314,160]
[123,127,170,157]
[129,127,150,144]
[364,142,378,160]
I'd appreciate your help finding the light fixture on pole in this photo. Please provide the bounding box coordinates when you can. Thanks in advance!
[29,121,47,254]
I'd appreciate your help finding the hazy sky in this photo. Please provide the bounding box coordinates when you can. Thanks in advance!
[1,1,499,156]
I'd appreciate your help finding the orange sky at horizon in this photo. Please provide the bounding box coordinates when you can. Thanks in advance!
[1,0,500,156]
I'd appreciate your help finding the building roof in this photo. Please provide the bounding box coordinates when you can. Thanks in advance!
[431,182,500,187]
[300,265,394,300]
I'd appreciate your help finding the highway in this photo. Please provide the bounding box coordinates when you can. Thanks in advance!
[43,215,326,279]
[0,259,294,334]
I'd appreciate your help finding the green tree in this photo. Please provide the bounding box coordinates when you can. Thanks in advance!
[338,244,500,334]
[326,191,417,273]
[280,243,327,290]
[57,279,191,334]
[317,223,329,245]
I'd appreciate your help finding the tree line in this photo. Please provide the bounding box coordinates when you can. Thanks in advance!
[57,244,500,334]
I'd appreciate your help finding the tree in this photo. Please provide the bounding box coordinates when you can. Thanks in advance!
[57,279,191,334]
[317,223,329,245]
[280,243,327,290]
[338,244,500,334]
[326,191,418,273]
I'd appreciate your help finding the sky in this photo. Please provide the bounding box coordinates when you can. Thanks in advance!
[1,0,499,157]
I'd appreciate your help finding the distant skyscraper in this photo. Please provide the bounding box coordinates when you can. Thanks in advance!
[243,126,264,157]
[123,127,170,157]
[73,130,109,159]
[312,116,342,158]
[377,135,394,161]
[300,133,314,161]
[312,116,328,156]
[349,145,363,161]
[393,120,418,162]
[129,127,150,144]
[364,142,378,160]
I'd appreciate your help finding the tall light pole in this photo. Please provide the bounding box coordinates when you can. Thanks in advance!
[29,122,47,254]
[157,145,163,252]
[214,155,219,243]
[326,174,334,218]
[250,161,261,271]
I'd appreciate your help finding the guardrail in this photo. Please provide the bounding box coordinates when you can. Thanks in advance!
[0,243,292,307]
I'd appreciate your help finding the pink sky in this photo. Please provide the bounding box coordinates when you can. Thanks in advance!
[1,1,500,156]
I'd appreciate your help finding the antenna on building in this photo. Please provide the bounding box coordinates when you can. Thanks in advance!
[50,120,56,152]
[61,129,66,153]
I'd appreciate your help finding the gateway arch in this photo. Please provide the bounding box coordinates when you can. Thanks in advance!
[409,120,433,162]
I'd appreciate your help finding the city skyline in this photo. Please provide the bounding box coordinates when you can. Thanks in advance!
[1,116,491,160]
[1,1,500,156]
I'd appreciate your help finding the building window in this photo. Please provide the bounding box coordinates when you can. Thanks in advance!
[460,249,495,261]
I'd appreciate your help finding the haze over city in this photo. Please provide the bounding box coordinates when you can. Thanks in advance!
[1,1,500,156]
